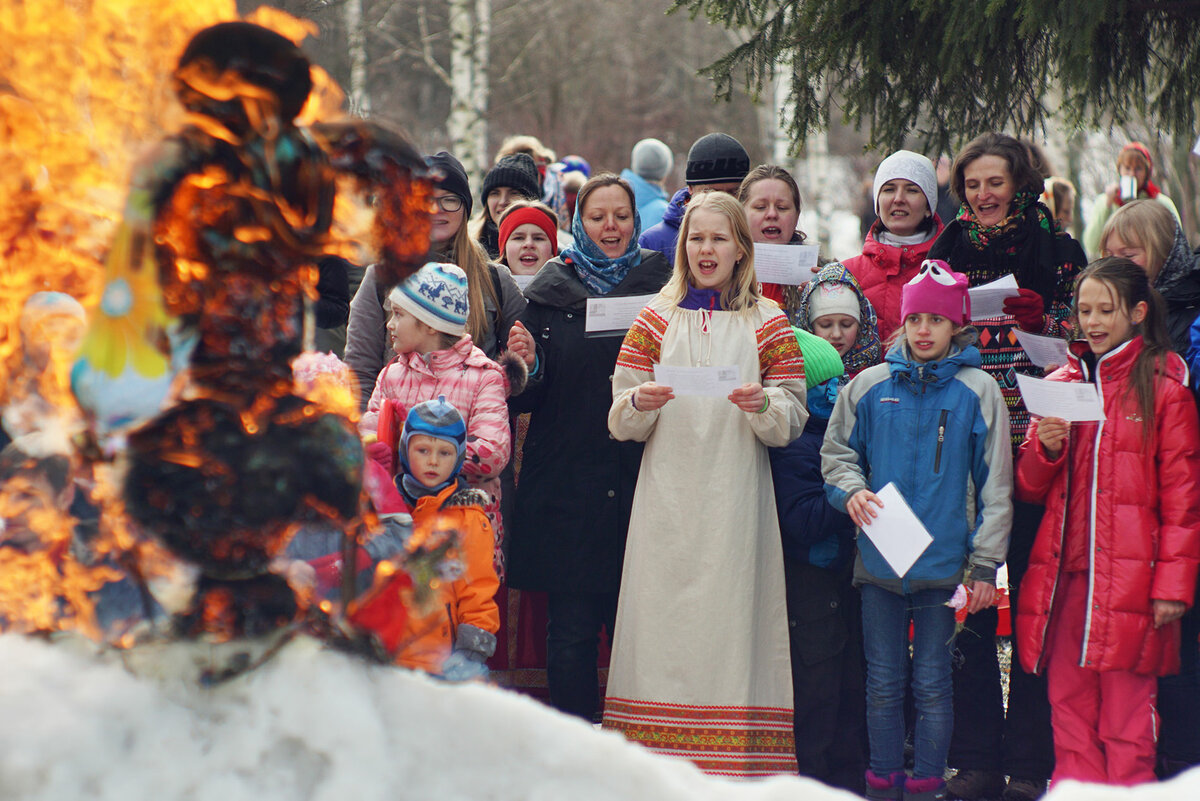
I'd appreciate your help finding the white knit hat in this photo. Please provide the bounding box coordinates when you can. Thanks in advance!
[807,282,861,323]
[872,150,937,217]
[389,262,469,336]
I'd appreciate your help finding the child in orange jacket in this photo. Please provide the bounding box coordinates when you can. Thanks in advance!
[353,395,500,680]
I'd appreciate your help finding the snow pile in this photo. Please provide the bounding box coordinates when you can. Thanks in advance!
[0,634,1196,800]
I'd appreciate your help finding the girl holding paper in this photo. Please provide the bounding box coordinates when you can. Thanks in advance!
[927,133,1085,801]
[738,164,809,312]
[1015,257,1200,786]
[502,173,671,723]
[821,260,1013,801]
[602,191,806,777]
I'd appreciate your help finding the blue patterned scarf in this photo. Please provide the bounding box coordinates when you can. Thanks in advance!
[561,198,643,295]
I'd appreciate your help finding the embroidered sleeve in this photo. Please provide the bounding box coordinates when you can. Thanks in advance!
[616,305,669,375]
[757,312,805,384]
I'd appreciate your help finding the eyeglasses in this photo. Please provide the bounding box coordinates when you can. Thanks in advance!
[433,195,464,213]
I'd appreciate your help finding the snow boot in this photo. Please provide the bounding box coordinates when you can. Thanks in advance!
[865,769,906,800]
[904,775,948,801]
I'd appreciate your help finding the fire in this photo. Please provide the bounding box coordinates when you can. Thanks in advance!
[1,1,444,655]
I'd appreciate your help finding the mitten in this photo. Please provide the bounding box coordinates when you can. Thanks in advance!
[1002,287,1045,333]
[365,440,394,476]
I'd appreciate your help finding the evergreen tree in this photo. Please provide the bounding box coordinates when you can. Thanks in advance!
[674,0,1200,152]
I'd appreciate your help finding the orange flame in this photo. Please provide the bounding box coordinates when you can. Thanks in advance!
[0,1,377,641]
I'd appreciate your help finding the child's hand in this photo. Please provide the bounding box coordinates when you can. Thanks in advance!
[1153,599,1187,628]
[1037,416,1069,460]
[965,580,997,614]
[633,381,673,411]
[507,320,536,368]
[847,489,883,528]
[728,382,766,413]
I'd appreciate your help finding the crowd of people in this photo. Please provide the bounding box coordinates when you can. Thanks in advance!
[3,120,1199,801]
[338,129,1200,799]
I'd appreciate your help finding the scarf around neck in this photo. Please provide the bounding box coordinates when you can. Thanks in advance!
[560,199,643,295]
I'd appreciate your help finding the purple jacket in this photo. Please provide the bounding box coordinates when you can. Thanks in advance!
[637,187,689,265]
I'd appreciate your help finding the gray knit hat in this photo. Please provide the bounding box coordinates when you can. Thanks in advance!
[631,138,673,181]
[872,150,937,217]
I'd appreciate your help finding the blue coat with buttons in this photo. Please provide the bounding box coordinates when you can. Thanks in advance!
[505,250,672,593]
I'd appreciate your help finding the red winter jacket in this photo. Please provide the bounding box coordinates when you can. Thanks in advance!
[1015,337,1200,676]
[842,218,943,342]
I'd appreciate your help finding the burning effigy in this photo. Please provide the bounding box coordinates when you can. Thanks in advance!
[0,4,452,675]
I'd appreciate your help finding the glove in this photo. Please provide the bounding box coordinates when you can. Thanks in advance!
[1003,288,1045,333]
[439,649,489,682]
[365,440,394,476]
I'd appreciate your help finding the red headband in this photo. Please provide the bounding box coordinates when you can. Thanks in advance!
[499,207,559,256]
[1120,142,1153,174]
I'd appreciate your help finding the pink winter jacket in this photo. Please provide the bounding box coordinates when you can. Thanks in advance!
[361,335,512,565]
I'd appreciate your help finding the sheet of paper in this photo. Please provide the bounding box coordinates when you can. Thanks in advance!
[511,273,536,291]
[584,293,657,334]
[752,243,820,285]
[1013,329,1070,369]
[968,273,1020,320]
[1015,373,1107,422]
[652,364,742,398]
[1193,134,1200,157]
[859,482,933,578]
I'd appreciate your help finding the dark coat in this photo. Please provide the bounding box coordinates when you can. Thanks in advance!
[769,413,855,571]
[504,250,672,593]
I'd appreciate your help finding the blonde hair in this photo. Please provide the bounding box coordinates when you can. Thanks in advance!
[662,192,761,314]
[1100,199,1176,277]
[496,134,555,165]
[448,222,500,344]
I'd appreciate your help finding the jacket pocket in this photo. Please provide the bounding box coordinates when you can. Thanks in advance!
[788,594,849,666]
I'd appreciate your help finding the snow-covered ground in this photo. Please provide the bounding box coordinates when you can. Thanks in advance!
[1,634,1196,800]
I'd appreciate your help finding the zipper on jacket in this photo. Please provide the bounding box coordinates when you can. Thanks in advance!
[934,409,948,473]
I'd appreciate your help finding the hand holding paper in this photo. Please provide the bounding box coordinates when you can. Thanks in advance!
[968,274,1021,320]
[728,383,766,413]
[858,482,934,578]
[1015,373,1106,422]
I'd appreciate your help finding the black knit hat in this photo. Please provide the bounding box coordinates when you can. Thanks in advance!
[481,153,541,209]
[425,151,473,219]
[685,132,750,185]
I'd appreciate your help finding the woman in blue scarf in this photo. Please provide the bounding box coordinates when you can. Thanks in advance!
[502,174,672,723]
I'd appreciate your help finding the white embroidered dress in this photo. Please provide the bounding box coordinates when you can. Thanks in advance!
[602,293,807,777]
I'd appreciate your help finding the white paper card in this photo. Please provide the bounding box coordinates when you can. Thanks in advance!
[859,482,933,578]
[1013,329,1070,369]
[584,293,657,334]
[753,243,820,285]
[1015,373,1107,422]
[652,364,742,398]
[1193,134,1200,157]
[968,273,1021,320]
[511,273,536,291]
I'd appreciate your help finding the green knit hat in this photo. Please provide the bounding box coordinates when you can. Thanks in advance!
[792,326,845,389]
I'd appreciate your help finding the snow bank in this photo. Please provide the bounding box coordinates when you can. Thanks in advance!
[0,634,1196,800]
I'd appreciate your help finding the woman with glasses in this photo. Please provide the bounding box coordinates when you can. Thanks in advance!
[345,151,527,408]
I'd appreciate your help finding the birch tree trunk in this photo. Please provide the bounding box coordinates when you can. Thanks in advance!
[344,0,371,118]
[447,0,490,182]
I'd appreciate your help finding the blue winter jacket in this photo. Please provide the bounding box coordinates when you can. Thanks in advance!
[637,187,689,264]
[821,341,1013,593]
[619,169,670,230]
[770,411,855,571]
